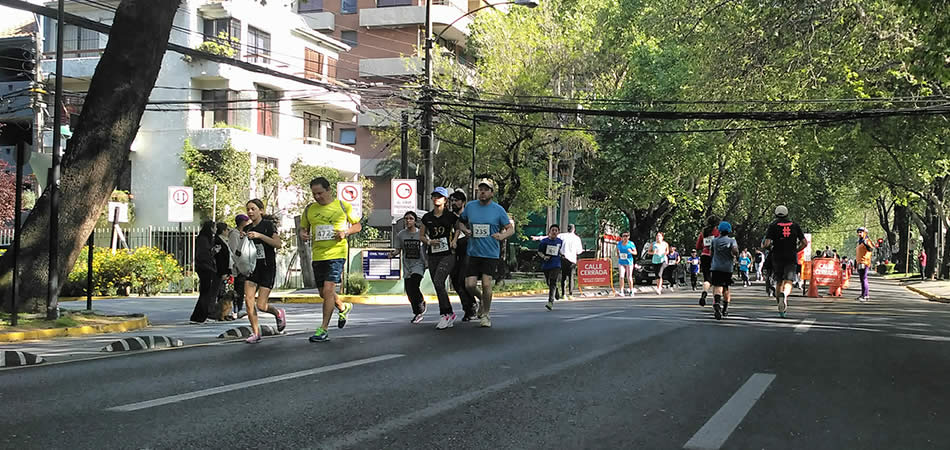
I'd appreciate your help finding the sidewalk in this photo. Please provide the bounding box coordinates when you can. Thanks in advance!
[903,279,950,304]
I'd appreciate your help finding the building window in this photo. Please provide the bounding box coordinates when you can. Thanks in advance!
[377,0,412,6]
[304,48,324,80]
[247,26,271,64]
[327,57,338,80]
[341,31,358,47]
[341,0,357,14]
[201,90,232,128]
[44,20,101,56]
[339,128,356,145]
[298,0,323,12]
[303,112,321,143]
[256,87,279,137]
[202,17,242,55]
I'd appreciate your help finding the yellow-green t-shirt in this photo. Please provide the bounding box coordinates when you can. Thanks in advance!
[301,200,360,261]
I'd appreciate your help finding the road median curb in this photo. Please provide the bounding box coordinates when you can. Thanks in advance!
[906,286,950,304]
[273,290,548,305]
[0,316,150,343]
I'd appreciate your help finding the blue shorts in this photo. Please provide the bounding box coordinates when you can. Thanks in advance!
[313,259,345,285]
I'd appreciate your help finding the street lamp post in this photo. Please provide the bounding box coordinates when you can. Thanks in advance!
[421,0,538,207]
[47,0,64,320]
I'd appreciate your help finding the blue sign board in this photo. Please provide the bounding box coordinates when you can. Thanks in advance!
[362,250,401,280]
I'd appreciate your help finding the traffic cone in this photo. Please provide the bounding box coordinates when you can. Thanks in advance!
[807,280,819,297]
[829,284,842,297]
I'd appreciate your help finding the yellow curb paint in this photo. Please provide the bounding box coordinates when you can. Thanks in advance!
[906,286,950,304]
[0,316,149,343]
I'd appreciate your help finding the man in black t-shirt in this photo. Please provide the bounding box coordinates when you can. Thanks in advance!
[449,190,477,321]
[762,205,808,317]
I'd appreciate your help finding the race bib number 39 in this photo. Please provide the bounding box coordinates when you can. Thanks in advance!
[472,224,490,239]
[431,238,449,253]
[315,225,336,241]
[545,244,560,256]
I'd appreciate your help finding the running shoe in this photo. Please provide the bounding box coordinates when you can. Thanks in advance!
[420,301,427,315]
[338,302,353,329]
[462,312,477,322]
[276,308,287,333]
[545,300,554,311]
[479,314,492,328]
[699,291,707,306]
[655,287,662,295]
[713,303,722,320]
[245,333,261,344]
[436,313,456,330]
[309,328,329,342]
[779,311,786,318]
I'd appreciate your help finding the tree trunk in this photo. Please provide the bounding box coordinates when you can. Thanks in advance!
[894,203,909,273]
[0,0,181,312]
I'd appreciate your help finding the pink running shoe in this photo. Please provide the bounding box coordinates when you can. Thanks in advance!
[276,308,287,333]
[245,333,261,344]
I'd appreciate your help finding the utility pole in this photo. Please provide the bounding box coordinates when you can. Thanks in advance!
[420,0,434,210]
[400,111,408,178]
[47,0,64,320]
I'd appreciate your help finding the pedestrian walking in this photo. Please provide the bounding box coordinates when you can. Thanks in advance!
[856,227,874,301]
[557,224,584,300]
[762,205,808,318]
[226,214,251,319]
[392,211,427,324]
[919,249,927,280]
[754,249,764,281]
[301,177,362,343]
[648,232,670,294]
[710,221,739,320]
[190,220,218,323]
[616,231,637,297]
[449,190,478,321]
[213,222,232,319]
[458,178,514,328]
[420,187,460,330]
[687,249,701,290]
[538,224,563,310]
[667,246,682,289]
[242,199,285,343]
[739,249,752,287]
[695,215,720,306]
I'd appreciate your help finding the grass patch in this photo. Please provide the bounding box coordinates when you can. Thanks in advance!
[883,272,920,280]
[0,311,131,333]
[494,280,548,293]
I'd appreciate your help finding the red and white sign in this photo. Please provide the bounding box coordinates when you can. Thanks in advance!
[337,181,362,221]
[167,186,193,223]
[391,179,417,218]
[810,258,841,287]
[577,258,613,288]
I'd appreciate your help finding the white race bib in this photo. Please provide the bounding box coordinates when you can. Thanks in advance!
[703,237,713,247]
[472,224,490,239]
[314,225,336,241]
[545,244,560,256]
[255,243,265,259]
[431,237,449,253]
[619,252,628,260]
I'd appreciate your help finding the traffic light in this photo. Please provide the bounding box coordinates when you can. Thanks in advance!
[877,238,884,247]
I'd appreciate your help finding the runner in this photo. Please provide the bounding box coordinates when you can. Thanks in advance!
[667,246,682,290]
[616,231,637,297]
[762,205,808,318]
[648,232,670,295]
[710,221,739,320]
[449,190,478,321]
[457,178,514,328]
[856,227,874,302]
[694,215,720,306]
[754,249,765,281]
[301,177,362,343]
[738,249,752,287]
[538,224,563,310]
[226,214,251,319]
[687,249,701,291]
[557,224,584,300]
[242,199,285,343]
[420,187,459,329]
[391,211,427,324]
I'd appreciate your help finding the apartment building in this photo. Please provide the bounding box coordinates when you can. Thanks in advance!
[34,0,361,228]
[297,0,494,228]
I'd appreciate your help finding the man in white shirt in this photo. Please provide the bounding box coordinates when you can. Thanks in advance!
[557,224,584,299]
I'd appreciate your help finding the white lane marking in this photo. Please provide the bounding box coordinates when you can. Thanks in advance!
[895,333,950,342]
[794,319,816,333]
[683,373,776,450]
[106,354,404,412]
[565,310,621,322]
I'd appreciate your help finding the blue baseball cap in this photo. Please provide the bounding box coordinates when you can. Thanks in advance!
[431,187,449,197]
[718,221,733,234]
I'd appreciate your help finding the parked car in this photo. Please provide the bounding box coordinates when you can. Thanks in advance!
[634,258,686,286]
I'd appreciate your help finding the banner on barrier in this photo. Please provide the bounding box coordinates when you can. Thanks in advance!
[577,258,613,288]
[810,258,841,287]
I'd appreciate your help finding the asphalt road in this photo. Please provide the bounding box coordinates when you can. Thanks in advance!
[2,279,950,449]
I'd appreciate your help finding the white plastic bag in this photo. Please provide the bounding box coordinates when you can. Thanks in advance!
[232,236,257,276]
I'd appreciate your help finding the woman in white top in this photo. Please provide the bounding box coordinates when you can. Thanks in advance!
[648,232,670,294]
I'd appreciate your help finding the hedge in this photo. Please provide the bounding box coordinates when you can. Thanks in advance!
[61,246,183,297]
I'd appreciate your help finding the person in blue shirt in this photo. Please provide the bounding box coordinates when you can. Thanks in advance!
[616,232,638,297]
[738,249,752,287]
[538,224,563,310]
[687,249,701,291]
[457,178,514,328]
[710,221,739,320]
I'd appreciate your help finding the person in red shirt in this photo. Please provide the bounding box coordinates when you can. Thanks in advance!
[694,215,720,306]
[919,249,927,280]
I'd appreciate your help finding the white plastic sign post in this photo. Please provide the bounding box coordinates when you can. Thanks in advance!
[167,186,194,223]
[337,182,363,221]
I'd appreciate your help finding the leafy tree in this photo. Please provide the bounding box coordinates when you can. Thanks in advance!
[181,139,251,223]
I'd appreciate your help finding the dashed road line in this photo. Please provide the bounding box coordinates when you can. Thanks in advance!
[565,310,622,322]
[794,319,816,333]
[684,373,776,449]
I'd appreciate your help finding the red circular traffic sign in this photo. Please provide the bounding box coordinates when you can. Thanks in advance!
[172,189,190,205]
[341,186,359,202]
[396,183,413,200]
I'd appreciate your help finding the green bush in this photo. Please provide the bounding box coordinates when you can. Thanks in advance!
[344,274,369,295]
[61,246,183,297]
[876,263,896,275]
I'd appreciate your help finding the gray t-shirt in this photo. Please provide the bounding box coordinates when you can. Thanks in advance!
[710,235,738,272]
[395,228,426,277]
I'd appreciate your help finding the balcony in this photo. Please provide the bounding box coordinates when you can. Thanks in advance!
[40,50,105,80]
[300,11,334,31]
[359,56,422,77]
[187,127,359,175]
[360,4,473,41]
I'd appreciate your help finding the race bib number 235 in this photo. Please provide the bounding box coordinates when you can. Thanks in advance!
[472,224,490,238]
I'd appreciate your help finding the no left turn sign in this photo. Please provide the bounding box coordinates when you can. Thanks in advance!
[336,182,363,221]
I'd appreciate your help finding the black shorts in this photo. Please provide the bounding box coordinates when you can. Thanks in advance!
[313,259,345,285]
[247,262,276,290]
[710,270,733,287]
[773,260,798,282]
[700,255,712,280]
[655,261,669,277]
[466,256,498,279]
